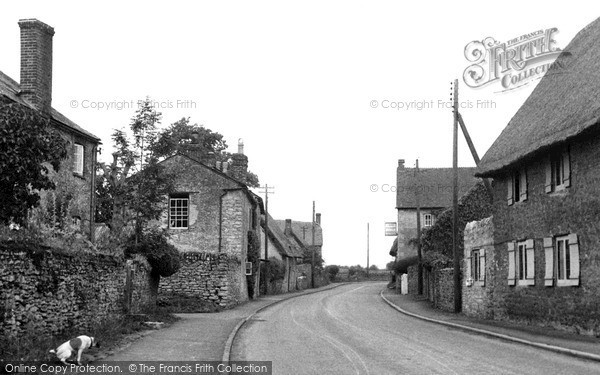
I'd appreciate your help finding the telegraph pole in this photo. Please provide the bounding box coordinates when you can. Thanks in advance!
[311,201,316,288]
[259,184,275,295]
[366,223,370,278]
[452,79,461,313]
[415,159,423,295]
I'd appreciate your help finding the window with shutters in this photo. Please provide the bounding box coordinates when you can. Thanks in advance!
[547,234,580,287]
[507,168,527,205]
[545,148,571,193]
[508,239,534,286]
[73,143,84,175]
[466,248,486,287]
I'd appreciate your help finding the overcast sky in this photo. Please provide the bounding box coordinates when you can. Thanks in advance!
[2,1,599,268]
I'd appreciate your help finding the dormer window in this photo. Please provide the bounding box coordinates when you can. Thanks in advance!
[546,147,571,193]
[507,168,527,205]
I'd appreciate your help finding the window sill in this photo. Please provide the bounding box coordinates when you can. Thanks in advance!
[547,188,569,197]
[557,279,579,287]
[515,280,535,287]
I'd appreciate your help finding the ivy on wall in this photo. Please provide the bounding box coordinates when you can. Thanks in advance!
[420,181,492,269]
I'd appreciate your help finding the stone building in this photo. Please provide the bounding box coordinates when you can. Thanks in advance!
[474,16,600,334]
[395,159,477,260]
[155,144,263,307]
[260,215,304,293]
[0,19,101,238]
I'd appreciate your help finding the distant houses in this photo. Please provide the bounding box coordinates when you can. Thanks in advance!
[0,19,101,238]
[394,159,477,260]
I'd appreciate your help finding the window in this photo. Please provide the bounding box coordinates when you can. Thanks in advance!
[73,144,84,175]
[465,248,485,287]
[507,168,527,205]
[169,194,189,229]
[423,214,433,227]
[507,240,534,286]
[544,234,580,287]
[545,148,571,193]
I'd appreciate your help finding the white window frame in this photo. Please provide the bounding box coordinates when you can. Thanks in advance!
[507,168,527,205]
[73,143,84,175]
[169,195,189,229]
[555,234,580,287]
[423,214,433,227]
[508,239,534,286]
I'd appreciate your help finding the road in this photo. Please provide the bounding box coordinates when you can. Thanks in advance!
[231,282,600,375]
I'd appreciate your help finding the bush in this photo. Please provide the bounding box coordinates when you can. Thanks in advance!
[392,255,419,274]
[325,265,340,281]
[263,257,285,282]
[125,231,181,277]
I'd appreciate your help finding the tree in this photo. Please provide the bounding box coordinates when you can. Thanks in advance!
[95,98,175,239]
[325,265,340,281]
[0,100,68,225]
[369,264,379,271]
[151,117,260,187]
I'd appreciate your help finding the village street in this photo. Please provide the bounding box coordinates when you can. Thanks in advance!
[232,283,600,375]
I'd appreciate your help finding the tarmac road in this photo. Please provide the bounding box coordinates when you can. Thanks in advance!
[231,282,600,375]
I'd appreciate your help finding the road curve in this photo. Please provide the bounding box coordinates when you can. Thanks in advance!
[231,282,600,375]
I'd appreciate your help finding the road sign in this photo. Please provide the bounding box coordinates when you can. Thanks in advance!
[385,222,397,236]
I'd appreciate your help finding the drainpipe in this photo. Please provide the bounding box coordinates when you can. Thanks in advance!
[89,144,97,243]
[218,191,228,253]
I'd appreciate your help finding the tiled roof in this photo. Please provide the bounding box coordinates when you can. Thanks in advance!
[0,70,100,142]
[477,17,600,176]
[396,167,479,209]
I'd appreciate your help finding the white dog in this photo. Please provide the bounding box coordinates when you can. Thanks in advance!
[49,335,100,365]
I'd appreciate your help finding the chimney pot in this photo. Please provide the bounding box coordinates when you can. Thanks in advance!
[316,213,321,225]
[238,138,244,155]
[285,219,292,235]
[19,19,54,113]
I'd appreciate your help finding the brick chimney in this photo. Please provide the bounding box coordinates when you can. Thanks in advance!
[398,159,405,169]
[229,138,248,182]
[315,213,321,226]
[19,19,54,113]
[284,219,292,236]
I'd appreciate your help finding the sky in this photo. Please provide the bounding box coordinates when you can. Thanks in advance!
[1,1,599,268]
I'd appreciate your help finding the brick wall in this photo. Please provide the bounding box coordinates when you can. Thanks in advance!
[489,129,600,334]
[0,244,156,338]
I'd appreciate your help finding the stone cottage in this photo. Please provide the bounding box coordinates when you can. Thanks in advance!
[395,159,477,260]
[155,144,263,307]
[473,16,600,334]
[260,214,304,293]
[0,19,101,238]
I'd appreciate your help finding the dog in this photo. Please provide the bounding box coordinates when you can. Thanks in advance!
[49,335,100,365]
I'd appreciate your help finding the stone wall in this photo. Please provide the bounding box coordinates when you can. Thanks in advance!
[489,129,600,334]
[158,252,242,307]
[462,216,495,319]
[433,268,454,312]
[0,244,156,337]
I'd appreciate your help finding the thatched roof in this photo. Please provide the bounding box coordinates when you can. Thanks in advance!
[274,220,323,246]
[477,17,600,177]
[396,167,479,209]
[263,214,304,258]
